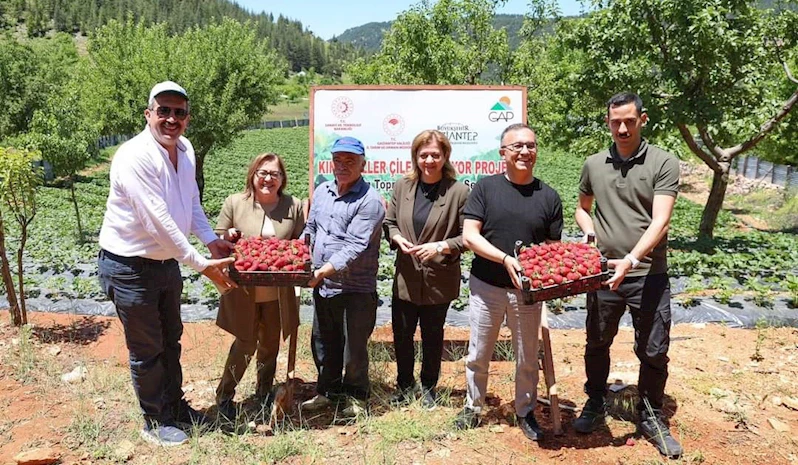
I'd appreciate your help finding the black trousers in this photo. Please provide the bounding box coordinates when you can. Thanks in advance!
[584,273,672,412]
[98,250,184,426]
[311,290,377,400]
[391,297,449,390]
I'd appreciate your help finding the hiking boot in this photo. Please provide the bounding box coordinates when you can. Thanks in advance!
[453,407,479,430]
[140,424,188,447]
[638,413,683,458]
[419,388,437,410]
[300,394,332,412]
[174,399,212,429]
[216,400,237,422]
[517,412,544,442]
[341,398,368,418]
[572,398,606,434]
[389,384,418,407]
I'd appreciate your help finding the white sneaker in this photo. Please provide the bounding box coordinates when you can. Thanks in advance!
[341,398,367,418]
[300,394,331,412]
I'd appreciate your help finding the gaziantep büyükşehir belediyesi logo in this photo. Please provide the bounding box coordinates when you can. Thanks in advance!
[331,96,354,119]
[383,114,405,137]
[488,96,515,122]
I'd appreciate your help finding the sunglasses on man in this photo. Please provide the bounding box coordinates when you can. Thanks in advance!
[154,105,189,121]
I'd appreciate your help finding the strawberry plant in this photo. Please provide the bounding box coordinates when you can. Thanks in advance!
[784,275,798,308]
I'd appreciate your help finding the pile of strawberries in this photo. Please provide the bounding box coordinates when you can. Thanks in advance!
[516,242,602,289]
[233,237,311,272]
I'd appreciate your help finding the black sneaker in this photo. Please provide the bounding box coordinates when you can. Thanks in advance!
[517,412,544,442]
[572,398,606,434]
[638,413,683,458]
[453,407,479,430]
[389,385,418,407]
[217,400,237,422]
[255,392,275,411]
[174,399,212,429]
[419,388,436,410]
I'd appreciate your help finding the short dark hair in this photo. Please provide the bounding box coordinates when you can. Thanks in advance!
[500,123,535,145]
[607,92,643,116]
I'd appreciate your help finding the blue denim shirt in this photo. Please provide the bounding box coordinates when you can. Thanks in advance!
[302,177,385,297]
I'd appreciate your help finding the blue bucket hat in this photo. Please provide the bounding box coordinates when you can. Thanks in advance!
[331,136,365,156]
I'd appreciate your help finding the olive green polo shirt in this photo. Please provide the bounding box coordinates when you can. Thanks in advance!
[579,140,679,277]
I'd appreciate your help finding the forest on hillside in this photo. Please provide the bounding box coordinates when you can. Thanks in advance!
[0,0,363,74]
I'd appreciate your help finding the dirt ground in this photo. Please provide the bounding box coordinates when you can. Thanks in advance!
[1,311,797,465]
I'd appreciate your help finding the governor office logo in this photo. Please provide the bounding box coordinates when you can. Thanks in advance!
[383,114,405,137]
[488,96,515,122]
[331,96,354,119]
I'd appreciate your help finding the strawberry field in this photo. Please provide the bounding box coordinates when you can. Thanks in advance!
[5,127,798,323]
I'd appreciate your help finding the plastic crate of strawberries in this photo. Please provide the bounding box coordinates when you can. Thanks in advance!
[228,236,313,287]
[512,239,609,303]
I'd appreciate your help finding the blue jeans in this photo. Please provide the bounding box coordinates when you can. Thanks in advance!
[98,249,184,425]
[311,289,377,400]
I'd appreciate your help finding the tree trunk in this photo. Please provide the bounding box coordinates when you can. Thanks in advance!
[195,152,205,204]
[0,213,21,326]
[16,224,28,325]
[698,162,731,241]
[69,177,85,243]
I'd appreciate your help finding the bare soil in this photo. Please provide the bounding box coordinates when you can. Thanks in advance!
[1,311,797,465]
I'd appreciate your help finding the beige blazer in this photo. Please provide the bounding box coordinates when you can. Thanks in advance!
[384,177,469,305]
[214,192,305,342]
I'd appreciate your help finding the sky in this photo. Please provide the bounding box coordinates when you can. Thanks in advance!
[235,0,587,40]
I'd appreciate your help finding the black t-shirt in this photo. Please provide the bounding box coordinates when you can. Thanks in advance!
[413,181,440,238]
[464,174,563,288]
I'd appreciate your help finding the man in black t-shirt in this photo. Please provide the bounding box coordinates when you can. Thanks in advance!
[454,123,563,443]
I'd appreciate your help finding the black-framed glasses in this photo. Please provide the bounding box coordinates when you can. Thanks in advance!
[256,170,283,180]
[155,105,189,120]
[501,142,537,152]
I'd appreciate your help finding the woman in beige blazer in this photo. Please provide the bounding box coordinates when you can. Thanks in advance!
[214,153,305,421]
[384,130,469,409]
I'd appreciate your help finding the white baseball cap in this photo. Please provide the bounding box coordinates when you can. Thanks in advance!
[148,81,188,105]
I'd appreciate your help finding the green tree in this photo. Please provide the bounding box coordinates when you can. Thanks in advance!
[348,0,510,84]
[0,147,41,326]
[0,37,39,138]
[175,19,285,199]
[13,80,100,242]
[560,0,798,239]
[86,18,286,199]
[0,33,79,140]
[508,1,608,152]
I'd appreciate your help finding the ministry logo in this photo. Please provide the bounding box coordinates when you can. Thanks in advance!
[331,96,354,119]
[383,114,405,137]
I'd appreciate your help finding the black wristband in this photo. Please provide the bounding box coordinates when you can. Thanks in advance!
[502,254,509,265]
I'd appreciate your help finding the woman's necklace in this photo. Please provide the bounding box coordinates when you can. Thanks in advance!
[419,181,440,199]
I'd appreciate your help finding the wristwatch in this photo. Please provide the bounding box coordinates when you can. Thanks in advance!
[435,242,445,254]
[624,253,641,269]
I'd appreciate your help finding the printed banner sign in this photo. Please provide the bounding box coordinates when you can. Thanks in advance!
[309,85,527,195]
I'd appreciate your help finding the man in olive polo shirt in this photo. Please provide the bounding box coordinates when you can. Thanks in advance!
[573,92,682,458]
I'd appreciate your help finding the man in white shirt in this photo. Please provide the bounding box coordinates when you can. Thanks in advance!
[98,81,236,446]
